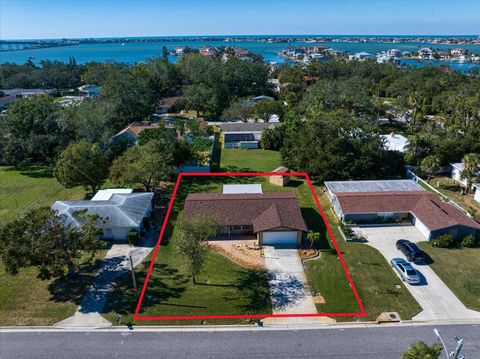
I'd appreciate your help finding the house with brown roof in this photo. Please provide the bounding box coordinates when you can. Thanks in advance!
[325,180,480,240]
[111,121,176,146]
[183,188,307,246]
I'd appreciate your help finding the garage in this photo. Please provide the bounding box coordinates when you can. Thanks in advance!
[262,231,298,245]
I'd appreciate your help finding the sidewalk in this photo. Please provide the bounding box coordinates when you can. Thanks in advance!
[54,230,158,328]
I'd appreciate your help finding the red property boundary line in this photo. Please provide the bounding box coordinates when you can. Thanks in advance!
[134,172,366,321]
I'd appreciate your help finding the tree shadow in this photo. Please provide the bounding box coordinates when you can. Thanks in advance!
[47,258,105,305]
[285,179,303,188]
[6,166,54,178]
[223,269,272,314]
[103,263,189,316]
[301,207,331,250]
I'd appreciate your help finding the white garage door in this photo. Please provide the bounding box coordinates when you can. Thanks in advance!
[262,231,297,245]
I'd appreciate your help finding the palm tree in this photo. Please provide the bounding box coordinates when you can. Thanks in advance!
[307,230,321,249]
[460,153,480,194]
[420,155,440,183]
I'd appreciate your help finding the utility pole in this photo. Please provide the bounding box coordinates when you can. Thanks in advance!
[129,254,137,293]
[434,328,465,359]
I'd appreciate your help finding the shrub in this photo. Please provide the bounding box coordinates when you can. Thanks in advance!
[128,230,140,246]
[431,234,456,248]
[461,234,479,248]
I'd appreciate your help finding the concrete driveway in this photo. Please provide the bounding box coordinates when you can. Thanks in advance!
[353,225,480,321]
[263,246,317,315]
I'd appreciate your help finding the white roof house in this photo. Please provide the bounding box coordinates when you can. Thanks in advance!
[52,192,153,240]
[474,184,480,203]
[450,162,480,188]
[222,184,263,194]
[381,133,410,153]
[91,188,133,201]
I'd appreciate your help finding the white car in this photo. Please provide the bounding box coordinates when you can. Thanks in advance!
[390,258,421,284]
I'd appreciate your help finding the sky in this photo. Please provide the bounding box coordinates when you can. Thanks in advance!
[1,0,479,40]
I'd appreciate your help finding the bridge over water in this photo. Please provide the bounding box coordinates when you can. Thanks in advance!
[0,40,80,52]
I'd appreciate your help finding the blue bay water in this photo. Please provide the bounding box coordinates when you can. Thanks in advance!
[1,37,479,72]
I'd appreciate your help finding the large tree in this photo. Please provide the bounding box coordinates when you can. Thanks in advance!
[221,100,253,122]
[109,140,174,191]
[281,113,400,182]
[175,215,218,283]
[54,140,110,194]
[0,207,102,279]
[253,99,284,122]
[0,96,69,165]
[420,155,440,183]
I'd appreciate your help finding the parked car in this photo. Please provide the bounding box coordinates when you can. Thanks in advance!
[390,258,421,284]
[396,239,426,263]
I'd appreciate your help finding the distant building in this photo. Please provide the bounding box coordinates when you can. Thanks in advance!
[2,88,57,98]
[351,52,373,61]
[111,121,176,146]
[386,49,402,58]
[418,48,434,60]
[218,122,281,149]
[381,133,410,153]
[155,96,182,114]
[0,95,18,111]
[199,46,218,57]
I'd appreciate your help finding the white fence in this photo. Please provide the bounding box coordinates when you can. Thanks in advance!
[407,170,473,217]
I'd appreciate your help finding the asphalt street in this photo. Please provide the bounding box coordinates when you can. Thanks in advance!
[1,324,480,358]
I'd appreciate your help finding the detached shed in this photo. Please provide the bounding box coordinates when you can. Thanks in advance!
[269,167,290,187]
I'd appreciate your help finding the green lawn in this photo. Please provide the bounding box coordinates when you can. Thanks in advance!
[315,191,421,320]
[103,211,271,325]
[417,243,480,311]
[0,251,106,326]
[220,148,282,172]
[0,166,87,226]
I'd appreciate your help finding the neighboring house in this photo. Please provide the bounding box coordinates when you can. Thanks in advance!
[325,180,480,240]
[2,88,57,98]
[218,122,282,149]
[474,184,480,203]
[155,96,182,114]
[52,191,154,241]
[0,95,18,111]
[199,46,218,57]
[111,121,176,146]
[381,133,410,153]
[269,166,290,187]
[418,48,434,60]
[351,52,372,61]
[183,187,307,246]
[450,162,480,189]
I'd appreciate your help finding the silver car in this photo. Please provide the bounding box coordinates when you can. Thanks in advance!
[390,258,421,284]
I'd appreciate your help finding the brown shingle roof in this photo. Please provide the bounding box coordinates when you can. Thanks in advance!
[183,192,307,232]
[336,191,480,231]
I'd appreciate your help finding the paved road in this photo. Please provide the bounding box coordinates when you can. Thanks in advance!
[263,246,317,315]
[1,324,480,358]
[354,225,480,321]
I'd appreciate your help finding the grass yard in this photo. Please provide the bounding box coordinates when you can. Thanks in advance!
[417,243,480,311]
[428,176,480,221]
[315,191,421,320]
[0,166,87,226]
[220,148,282,172]
[103,212,271,325]
[0,251,106,326]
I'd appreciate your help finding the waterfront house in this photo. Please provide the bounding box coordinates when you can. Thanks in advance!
[418,48,434,60]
